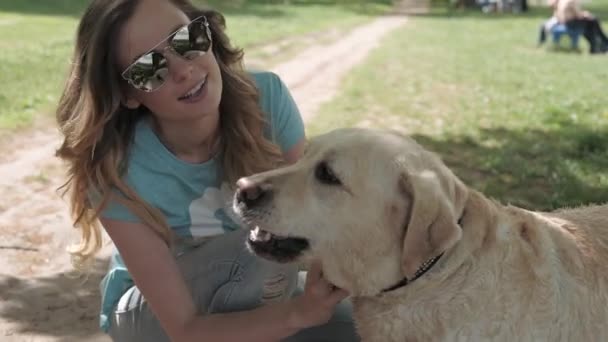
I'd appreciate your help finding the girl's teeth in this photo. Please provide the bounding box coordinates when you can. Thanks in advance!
[181,78,206,99]
[185,83,202,98]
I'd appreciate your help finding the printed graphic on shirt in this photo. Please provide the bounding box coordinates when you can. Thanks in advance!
[188,182,241,236]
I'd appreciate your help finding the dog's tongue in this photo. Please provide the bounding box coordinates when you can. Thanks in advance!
[250,227,272,242]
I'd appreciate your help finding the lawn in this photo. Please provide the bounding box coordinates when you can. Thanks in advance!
[309,2,608,210]
[0,0,391,130]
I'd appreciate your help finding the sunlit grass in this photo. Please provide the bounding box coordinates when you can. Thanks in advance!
[310,4,608,210]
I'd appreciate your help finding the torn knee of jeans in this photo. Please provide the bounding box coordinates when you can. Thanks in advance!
[261,273,289,302]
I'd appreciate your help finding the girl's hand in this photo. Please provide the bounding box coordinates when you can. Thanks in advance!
[286,261,349,330]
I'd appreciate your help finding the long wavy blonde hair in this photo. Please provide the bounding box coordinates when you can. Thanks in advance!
[56,0,283,269]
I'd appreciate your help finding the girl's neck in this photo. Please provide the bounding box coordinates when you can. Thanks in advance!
[152,114,221,164]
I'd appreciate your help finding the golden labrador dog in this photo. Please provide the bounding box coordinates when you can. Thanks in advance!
[232,128,608,341]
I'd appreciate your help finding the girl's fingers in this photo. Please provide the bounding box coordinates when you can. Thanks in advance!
[329,288,349,304]
[306,261,323,284]
[305,261,348,304]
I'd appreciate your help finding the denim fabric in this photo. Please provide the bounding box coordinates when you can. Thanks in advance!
[108,229,359,342]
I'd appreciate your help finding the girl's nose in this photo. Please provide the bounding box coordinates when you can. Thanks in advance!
[165,51,194,84]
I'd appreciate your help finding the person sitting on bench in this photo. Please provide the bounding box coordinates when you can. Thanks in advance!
[545,0,608,53]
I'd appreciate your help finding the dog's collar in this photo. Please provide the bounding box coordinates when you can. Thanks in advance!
[381,214,464,293]
[381,253,444,293]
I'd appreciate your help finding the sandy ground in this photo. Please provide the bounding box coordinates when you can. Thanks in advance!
[0,16,406,342]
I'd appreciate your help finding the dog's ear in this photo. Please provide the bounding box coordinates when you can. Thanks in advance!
[400,170,464,278]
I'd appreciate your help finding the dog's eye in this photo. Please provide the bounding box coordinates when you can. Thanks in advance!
[315,161,341,185]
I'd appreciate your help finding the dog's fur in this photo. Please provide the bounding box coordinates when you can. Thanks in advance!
[233,128,608,341]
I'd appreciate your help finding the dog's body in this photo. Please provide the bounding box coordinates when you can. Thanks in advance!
[353,196,608,341]
[233,128,608,341]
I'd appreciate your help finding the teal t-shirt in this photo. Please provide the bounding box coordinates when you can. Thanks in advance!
[98,71,304,332]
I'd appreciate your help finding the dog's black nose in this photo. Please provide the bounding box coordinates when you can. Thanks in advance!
[235,178,269,209]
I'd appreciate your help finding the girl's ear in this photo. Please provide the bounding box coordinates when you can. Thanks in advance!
[123,88,141,109]
[123,96,141,109]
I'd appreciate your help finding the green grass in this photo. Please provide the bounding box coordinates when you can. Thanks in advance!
[0,0,391,130]
[309,4,608,210]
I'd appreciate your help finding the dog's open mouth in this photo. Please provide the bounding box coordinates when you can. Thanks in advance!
[247,227,310,263]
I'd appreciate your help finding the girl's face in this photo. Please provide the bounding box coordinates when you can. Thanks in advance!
[117,0,222,123]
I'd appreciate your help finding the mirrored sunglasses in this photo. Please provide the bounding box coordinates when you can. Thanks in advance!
[121,16,212,92]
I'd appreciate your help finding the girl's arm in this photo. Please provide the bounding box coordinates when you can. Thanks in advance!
[101,217,345,342]
[283,138,306,164]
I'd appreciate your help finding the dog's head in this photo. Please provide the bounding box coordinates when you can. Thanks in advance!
[233,128,468,296]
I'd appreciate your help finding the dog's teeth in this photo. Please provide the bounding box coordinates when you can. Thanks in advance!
[250,227,272,242]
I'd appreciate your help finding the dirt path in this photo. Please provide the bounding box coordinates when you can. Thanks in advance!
[0,16,406,342]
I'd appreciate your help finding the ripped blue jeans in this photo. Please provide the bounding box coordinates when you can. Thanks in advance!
[108,229,359,341]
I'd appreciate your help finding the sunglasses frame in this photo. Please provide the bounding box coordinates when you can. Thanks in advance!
[120,16,212,92]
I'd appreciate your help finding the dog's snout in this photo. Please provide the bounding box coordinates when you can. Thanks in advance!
[236,178,271,209]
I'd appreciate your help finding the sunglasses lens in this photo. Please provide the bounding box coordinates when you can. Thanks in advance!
[127,52,168,91]
[172,18,211,58]
[123,17,211,92]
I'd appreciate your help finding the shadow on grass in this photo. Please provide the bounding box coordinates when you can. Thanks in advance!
[0,0,394,18]
[0,258,109,341]
[412,123,608,211]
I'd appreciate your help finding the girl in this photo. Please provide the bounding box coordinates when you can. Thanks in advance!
[55,0,358,341]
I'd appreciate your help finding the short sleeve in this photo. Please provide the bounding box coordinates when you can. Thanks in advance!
[88,188,141,223]
[254,71,305,152]
[100,198,141,222]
